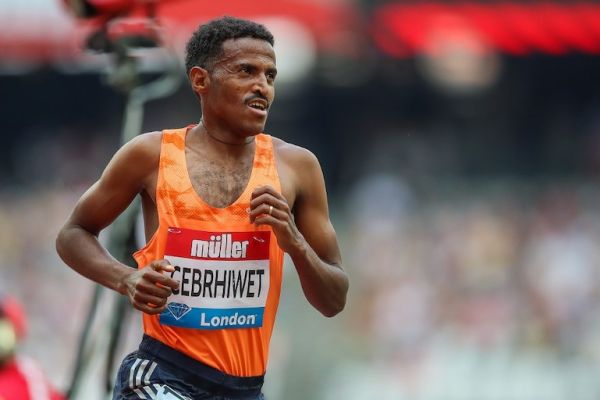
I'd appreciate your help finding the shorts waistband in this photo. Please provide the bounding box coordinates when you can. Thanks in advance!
[138,335,264,397]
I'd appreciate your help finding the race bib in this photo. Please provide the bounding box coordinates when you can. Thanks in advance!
[159,227,270,330]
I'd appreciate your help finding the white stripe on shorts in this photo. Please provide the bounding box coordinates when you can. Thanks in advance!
[133,388,147,399]
[144,361,158,385]
[136,359,150,387]
[142,385,155,398]
[129,358,142,389]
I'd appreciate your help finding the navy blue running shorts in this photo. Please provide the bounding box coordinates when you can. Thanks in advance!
[112,335,265,400]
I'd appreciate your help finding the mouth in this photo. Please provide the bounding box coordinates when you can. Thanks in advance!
[246,99,269,116]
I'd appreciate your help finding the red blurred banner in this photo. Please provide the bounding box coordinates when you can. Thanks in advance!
[1,1,599,68]
[372,2,600,57]
[0,0,358,66]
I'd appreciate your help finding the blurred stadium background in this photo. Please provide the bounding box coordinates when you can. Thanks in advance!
[2,0,600,399]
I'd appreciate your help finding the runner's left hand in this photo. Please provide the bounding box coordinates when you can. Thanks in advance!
[250,185,304,254]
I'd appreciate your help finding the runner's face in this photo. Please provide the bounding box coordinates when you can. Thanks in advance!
[205,38,276,136]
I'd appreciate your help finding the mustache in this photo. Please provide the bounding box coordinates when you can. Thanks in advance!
[245,94,270,106]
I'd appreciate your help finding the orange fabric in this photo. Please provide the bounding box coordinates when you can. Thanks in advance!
[133,127,284,377]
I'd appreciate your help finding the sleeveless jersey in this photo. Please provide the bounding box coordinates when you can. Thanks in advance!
[133,127,285,377]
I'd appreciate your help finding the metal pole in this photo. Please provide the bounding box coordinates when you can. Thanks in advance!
[67,40,182,400]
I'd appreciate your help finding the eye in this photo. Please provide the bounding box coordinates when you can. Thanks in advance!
[240,65,252,74]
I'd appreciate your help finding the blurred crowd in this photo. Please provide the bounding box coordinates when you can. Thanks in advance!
[0,186,90,389]
[322,173,600,400]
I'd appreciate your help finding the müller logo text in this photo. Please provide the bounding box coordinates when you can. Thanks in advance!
[191,233,249,259]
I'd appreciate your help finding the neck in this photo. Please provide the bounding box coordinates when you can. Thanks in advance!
[200,121,254,146]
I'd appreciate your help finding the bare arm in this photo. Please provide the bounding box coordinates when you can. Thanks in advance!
[56,132,178,314]
[250,148,348,317]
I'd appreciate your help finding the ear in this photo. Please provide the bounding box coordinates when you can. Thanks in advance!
[189,66,209,95]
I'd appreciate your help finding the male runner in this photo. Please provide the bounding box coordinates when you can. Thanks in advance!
[56,16,348,399]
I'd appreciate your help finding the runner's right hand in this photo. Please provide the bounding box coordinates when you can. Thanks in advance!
[121,260,179,314]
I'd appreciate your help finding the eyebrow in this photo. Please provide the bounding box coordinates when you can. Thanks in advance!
[236,62,278,77]
[238,62,254,69]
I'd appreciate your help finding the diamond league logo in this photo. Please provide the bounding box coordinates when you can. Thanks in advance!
[166,302,191,320]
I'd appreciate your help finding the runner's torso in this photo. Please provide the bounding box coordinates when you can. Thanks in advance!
[134,127,285,377]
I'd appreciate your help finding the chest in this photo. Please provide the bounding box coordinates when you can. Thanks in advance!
[186,148,255,208]
[142,137,296,240]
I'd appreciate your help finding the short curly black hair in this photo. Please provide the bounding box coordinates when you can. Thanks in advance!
[185,16,274,74]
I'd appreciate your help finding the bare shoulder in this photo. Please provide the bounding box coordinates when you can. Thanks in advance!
[122,131,163,161]
[270,136,324,204]
[271,136,321,171]
[109,131,162,172]
[102,131,163,189]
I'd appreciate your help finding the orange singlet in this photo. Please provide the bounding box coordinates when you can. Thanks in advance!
[133,127,284,377]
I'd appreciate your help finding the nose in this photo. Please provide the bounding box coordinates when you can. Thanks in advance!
[252,74,271,97]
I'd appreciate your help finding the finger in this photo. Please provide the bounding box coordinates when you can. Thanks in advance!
[254,214,286,229]
[145,261,179,290]
[249,193,289,211]
[251,185,284,201]
[136,281,172,298]
[142,268,180,290]
[152,274,180,291]
[132,291,168,308]
[249,203,287,222]
[134,302,166,315]
[151,260,175,273]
